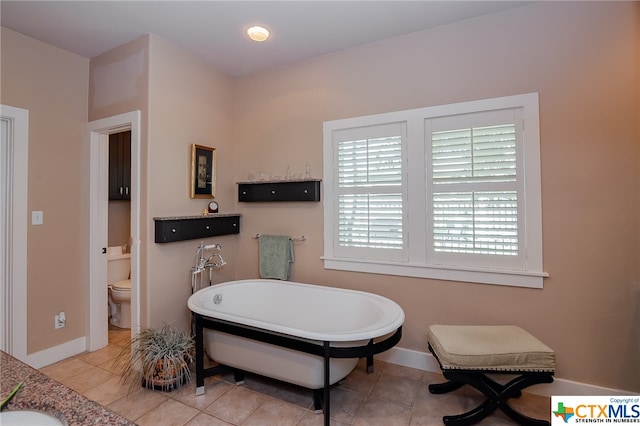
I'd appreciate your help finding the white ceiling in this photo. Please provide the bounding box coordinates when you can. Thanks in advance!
[1,1,531,77]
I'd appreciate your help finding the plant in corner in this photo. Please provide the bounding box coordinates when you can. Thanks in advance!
[115,324,195,392]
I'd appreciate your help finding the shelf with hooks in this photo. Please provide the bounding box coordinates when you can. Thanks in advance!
[153,214,240,243]
[237,179,321,202]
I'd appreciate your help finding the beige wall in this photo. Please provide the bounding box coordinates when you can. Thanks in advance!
[89,35,150,324]
[89,34,236,331]
[232,2,640,391]
[1,28,90,353]
[145,34,235,330]
[108,201,130,248]
[89,35,149,123]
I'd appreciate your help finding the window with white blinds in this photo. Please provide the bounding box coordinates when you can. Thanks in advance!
[332,123,407,261]
[427,109,525,270]
[431,191,518,256]
[323,94,546,288]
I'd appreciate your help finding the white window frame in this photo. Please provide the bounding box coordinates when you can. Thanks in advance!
[323,93,547,288]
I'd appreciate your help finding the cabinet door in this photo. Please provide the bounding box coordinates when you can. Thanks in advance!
[121,131,131,199]
[109,131,131,200]
[154,220,182,243]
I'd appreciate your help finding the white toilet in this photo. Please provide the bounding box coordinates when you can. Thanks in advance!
[107,246,131,329]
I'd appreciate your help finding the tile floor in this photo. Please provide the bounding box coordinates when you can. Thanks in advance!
[39,326,551,425]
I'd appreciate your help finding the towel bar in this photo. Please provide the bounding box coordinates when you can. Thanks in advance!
[253,234,307,241]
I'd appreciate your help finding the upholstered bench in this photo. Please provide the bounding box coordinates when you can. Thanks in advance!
[427,325,555,426]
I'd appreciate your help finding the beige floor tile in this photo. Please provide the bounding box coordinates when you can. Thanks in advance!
[411,384,466,425]
[234,372,281,397]
[77,343,124,367]
[184,412,234,426]
[410,408,450,425]
[98,356,128,375]
[382,362,424,380]
[297,410,350,426]
[340,359,381,395]
[458,386,489,412]
[473,392,551,425]
[271,382,316,410]
[509,392,551,421]
[40,357,94,382]
[296,411,328,426]
[204,386,267,424]
[413,380,468,413]
[108,387,168,421]
[59,327,552,426]
[370,373,422,407]
[354,396,413,425]
[136,398,200,426]
[171,378,233,410]
[242,398,306,425]
[326,386,367,424]
[59,365,119,394]
[108,327,132,346]
[420,370,445,384]
[82,374,129,406]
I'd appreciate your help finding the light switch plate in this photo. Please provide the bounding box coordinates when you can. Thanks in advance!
[32,211,43,225]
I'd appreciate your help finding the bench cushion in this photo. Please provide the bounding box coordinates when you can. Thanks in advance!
[428,325,555,372]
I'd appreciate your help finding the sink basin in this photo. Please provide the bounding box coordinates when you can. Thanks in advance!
[0,410,66,425]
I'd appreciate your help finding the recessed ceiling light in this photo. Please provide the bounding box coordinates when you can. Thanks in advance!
[247,25,270,42]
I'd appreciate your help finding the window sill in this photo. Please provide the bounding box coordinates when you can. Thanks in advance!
[322,257,548,289]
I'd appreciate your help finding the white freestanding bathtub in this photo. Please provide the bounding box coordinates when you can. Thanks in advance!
[187,279,404,423]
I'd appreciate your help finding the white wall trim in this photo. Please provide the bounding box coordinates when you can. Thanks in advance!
[0,104,29,363]
[25,337,86,369]
[87,111,141,351]
[377,347,637,397]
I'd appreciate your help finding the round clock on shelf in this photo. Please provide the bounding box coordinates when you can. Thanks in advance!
[207,200,219,213]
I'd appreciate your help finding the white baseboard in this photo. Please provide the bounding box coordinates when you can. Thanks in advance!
[377,347,636,397]
[25,337,86,369]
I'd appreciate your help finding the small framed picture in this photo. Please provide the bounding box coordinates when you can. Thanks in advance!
[190,144,216,199]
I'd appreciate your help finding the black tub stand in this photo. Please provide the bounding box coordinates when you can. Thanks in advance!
[193,312,402,426]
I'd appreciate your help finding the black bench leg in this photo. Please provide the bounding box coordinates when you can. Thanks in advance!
[497,375,553,426]
[432,370,553,426]
[443,398,496,426]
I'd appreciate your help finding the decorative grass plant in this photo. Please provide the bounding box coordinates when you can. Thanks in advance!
[115,324,195,392]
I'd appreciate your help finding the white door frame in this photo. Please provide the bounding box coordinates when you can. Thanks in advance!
[87,111,141,350]
[0,104,29,361]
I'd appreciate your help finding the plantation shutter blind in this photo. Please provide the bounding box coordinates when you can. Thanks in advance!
[427,109,525,269]
[334,122,407,261]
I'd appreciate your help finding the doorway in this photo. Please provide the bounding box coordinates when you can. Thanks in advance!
[88,111,141,350]
[108,130,132,328]
[0,104,28,361]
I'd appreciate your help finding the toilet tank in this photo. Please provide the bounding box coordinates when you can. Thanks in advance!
[108,248,131,284]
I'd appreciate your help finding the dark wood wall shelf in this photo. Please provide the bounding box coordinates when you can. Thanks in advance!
[237,179,321,202]
[154,214,240,243]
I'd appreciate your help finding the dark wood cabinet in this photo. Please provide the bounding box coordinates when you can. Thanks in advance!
[109,131,131,200]
[238,180,321,202]
[154,214,240,243]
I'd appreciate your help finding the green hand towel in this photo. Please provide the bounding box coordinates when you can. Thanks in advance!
[259,234,294,280]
